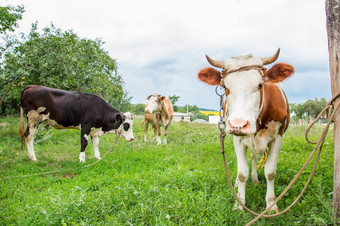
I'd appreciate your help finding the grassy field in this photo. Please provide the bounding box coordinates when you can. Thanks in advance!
[0,116,336,225]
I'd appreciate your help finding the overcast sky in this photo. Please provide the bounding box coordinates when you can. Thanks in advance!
[2,0,331,110]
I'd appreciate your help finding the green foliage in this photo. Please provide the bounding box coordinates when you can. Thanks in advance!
[130,103,146,115]
[168,94,180,112]
[0,117,335,225]
[290,98,328,123]
[1,23,131,115]
[0,5,24,34]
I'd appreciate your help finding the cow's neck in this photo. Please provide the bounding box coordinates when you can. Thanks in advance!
[256,83,289,136]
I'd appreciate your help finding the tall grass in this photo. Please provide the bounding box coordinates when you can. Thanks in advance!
[0,116,335,225]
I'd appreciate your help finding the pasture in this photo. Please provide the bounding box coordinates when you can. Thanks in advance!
[0,116,335,225]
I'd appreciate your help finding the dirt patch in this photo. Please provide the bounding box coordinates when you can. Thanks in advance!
[0,123,9,126]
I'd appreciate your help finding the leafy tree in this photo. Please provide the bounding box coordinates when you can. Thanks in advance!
[303,98,328,119]
[0,4,25,105]
[1,23,131,115]
[168,94,180,112]
[289,98,328,123]
[0,5,24,34]
[130,103,145,115]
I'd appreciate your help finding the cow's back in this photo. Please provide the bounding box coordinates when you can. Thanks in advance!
[21,85,116,128]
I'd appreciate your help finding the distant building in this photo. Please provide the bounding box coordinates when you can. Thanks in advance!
[209,116,221,124]
[173,112,191,122]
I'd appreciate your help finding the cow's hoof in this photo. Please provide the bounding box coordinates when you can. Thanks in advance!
[29,157,37,162]
[233,203,244,211]
[252,179,261,185]
[267,205,279,215]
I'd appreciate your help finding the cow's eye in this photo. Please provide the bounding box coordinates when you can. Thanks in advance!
[258,83,263,90]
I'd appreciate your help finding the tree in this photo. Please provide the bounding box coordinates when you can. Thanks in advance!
[0,4,25,106]
[303,98,328,119]
[130,103,145,115]
[0,23,131,115]
[0,5,24,34]
[326,0,340,222]
[168,94,180,112]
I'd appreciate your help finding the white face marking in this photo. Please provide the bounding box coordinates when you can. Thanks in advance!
[224,70,262,134]
[145,95,162,113]
[117,112,134,141]
[220,55,265,135]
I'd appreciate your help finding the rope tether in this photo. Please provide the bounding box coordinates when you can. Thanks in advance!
[218,91,340,225]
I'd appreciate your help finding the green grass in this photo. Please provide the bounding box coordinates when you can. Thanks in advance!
[0,116,336,225]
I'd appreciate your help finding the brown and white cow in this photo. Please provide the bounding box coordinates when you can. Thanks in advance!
[198,49,294,212]
[141,94,173,145]
[20,85,134,162]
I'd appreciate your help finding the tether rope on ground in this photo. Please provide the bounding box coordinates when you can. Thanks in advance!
[218,92,340,226]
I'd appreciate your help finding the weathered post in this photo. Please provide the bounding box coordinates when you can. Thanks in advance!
[326,0,340,222]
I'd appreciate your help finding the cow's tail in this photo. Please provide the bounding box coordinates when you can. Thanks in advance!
[140,119,145,125]
[19,106,25,150]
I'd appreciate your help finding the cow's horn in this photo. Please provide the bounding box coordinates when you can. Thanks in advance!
[261,48,280,65]
[205,55,225,68]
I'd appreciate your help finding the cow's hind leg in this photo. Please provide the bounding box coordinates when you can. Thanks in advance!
[143,121,149,142]
[264,136,283,212]
[163,123,170,144]
[80,126,91,162]
[25,110,43,161]
[91,135,101,160]
[251,152,260,184]
[25,124,40,161]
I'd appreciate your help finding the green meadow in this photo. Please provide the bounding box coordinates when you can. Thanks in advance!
[0,116,335,225]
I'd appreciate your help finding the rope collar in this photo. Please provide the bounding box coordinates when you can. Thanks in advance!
[220,65,267,86]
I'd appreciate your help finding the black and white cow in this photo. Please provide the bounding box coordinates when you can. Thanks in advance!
[20,85,134,162]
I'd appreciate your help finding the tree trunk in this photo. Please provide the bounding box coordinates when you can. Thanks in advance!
[326,0,340,223]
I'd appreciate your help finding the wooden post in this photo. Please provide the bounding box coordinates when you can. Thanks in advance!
[326,0,340,223]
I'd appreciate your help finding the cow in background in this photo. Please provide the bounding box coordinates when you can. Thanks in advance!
[20,85,134,162]
[141,94,173,145]
[197,49,294,212]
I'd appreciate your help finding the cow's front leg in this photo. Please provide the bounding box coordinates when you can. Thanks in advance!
[80,127,91,162]
[233,136,248,210]
[91,135,101,160]
[265,136,283,212]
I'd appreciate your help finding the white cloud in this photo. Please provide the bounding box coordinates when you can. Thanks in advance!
[2,0,331,109]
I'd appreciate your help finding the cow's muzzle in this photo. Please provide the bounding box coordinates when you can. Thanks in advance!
[228,119,250,135]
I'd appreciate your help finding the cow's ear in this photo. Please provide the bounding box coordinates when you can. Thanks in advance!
[115,113,124,124]
[198,67,221,85]
[265,63,294,83]
[146,95,152,100]
[161,96,166,101]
